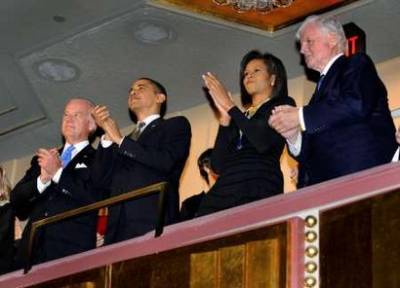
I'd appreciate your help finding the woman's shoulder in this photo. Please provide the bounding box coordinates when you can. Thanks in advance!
[263,95,296,109]
[276,95,296,106]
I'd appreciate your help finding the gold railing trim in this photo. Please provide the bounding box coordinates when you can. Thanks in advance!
[25,182,168,274]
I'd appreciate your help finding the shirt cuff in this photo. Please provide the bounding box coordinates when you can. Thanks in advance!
[392,147,400,162]
[100,135,113,148]
[52,168,63,184]
[287,132,302,157]
[299,107,306,132]
[37,176,51,193]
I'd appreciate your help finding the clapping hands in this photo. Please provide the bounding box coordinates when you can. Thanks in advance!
[37,148,61,183]
[268,105,301,143]
[92,105,123,144]
[202,72,234,126]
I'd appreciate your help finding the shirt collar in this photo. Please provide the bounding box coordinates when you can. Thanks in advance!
[63,140,89,157]
[138,114,160,131]
[321,53,343,76]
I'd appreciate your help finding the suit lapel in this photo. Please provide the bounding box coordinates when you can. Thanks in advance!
[310,55,346,104]
[63,145,94,171]
[137,118,162,140]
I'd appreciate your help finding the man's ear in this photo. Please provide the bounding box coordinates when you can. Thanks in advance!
[88,117,97,134]
[327,32,339,49]
[156,93,166,104]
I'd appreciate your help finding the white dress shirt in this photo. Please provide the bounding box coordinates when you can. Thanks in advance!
[392,147,400,162]
[100,114,161,148]
[37,140,90,193]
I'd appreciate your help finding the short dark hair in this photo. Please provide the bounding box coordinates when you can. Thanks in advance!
[138,77,168,118]
[198,148,213,184]
[239,50,289,107]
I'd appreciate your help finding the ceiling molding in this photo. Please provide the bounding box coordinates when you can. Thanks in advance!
[148,0,374,37]
[0,53,47,138]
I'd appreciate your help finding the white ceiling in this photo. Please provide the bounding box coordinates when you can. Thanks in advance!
[0,0,399,161]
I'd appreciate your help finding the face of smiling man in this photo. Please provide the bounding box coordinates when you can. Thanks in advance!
[299,22,340,73]
[128,79,166,120]
[61,99,96,144]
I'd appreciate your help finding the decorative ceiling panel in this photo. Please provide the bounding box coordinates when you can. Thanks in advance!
[0,53,46,137]
[150,0,364,32]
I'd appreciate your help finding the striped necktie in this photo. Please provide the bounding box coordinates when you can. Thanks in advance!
[130,122,145,140]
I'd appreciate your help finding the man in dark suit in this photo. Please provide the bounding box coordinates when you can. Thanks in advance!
[10,98,99,267]
[269,15,397,187]
[92,77,191,244]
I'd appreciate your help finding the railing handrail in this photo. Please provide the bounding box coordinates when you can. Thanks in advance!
[25,181,168,273]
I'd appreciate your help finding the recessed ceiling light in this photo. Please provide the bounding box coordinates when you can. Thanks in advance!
[34,59,80,82]
[133,19,175,45]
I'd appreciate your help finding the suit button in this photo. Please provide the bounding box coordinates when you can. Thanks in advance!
[44,212,48,217]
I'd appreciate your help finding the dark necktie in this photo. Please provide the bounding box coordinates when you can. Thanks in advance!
[60,145,75,168]
[317,74,325,91]
[130,122,145,140]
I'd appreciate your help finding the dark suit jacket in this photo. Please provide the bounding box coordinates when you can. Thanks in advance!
[10,145,99,267]
[295,53,397,186]
[0,203,15,275]
[92,116,191,244]
[180,191,205,221]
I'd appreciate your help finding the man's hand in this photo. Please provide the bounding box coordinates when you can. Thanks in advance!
[102,118,123,144]
[91,105,110,129]
[282,127,301,144]
[37,148,61,181]
[268,105,301,139]
[92,105,123,144]
[396,126,400,145]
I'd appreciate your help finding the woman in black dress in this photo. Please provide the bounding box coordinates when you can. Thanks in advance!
[197,50,295,216]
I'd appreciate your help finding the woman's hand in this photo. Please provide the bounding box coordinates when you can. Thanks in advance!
[202,72,234,126]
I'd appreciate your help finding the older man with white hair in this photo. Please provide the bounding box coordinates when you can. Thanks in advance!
[269,15,397,187]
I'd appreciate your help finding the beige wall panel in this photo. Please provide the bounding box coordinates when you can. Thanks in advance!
[169,103,220,203]
[378,56,400,128]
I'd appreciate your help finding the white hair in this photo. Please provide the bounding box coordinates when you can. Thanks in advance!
[296,15,347,53]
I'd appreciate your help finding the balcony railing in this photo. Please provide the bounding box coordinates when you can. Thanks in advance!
[1,163,400,288]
